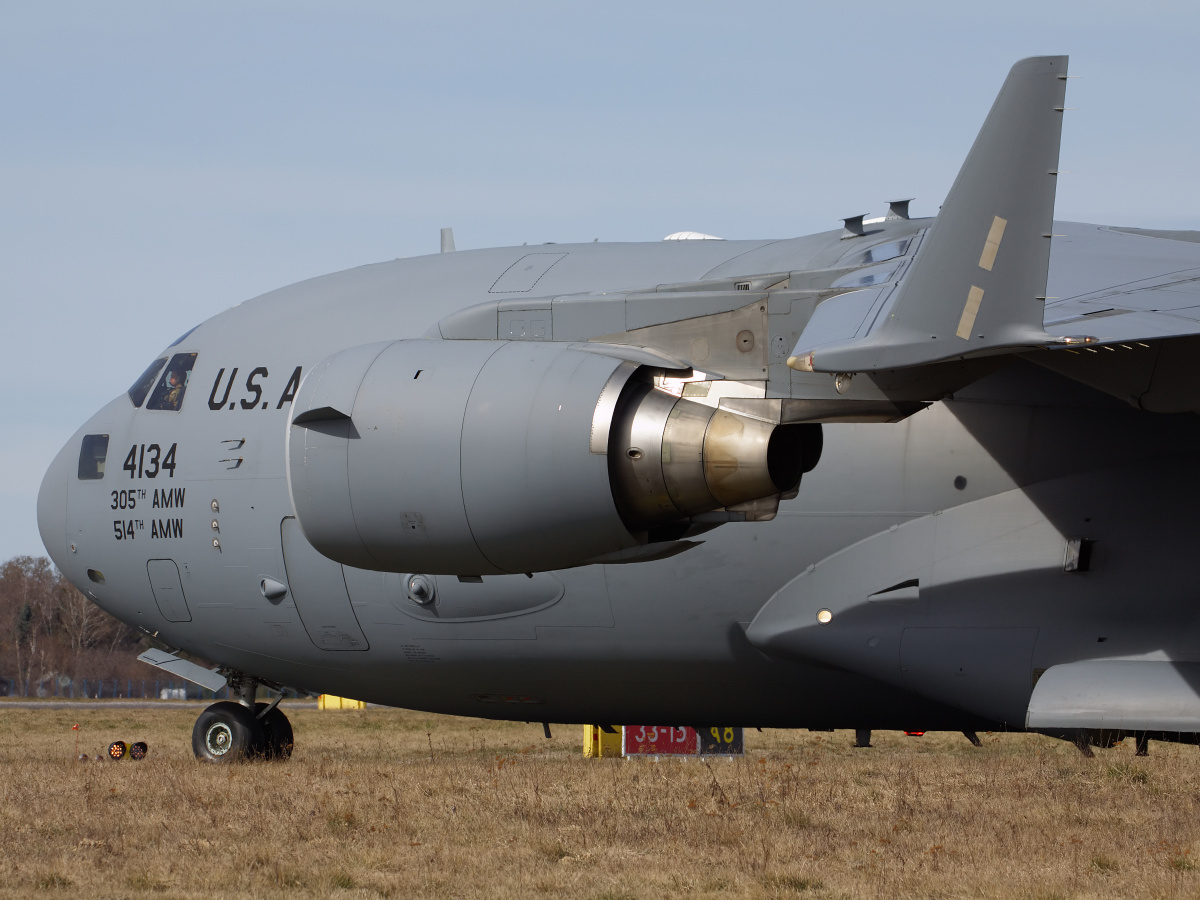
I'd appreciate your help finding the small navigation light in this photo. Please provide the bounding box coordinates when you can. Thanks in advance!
[816,608,833,624]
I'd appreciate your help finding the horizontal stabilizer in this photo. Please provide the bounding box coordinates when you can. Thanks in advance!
[790,56,1069,373]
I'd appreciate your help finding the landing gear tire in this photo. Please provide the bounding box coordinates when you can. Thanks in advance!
[192,701,265,763]
[255,703,294,760]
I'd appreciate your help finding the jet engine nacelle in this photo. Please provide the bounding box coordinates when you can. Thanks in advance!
[286,340,813,575]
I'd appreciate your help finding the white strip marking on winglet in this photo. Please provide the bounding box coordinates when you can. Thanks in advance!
[957,286,985,340]
[978,216,1007,271]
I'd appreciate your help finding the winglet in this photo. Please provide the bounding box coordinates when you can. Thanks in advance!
[791,56,1069,373]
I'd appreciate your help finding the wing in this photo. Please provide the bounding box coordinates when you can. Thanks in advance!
[1043,224,1200,343]
[429,54,1200,416]
[1031,225,1200,412]
[779,54,1200,413]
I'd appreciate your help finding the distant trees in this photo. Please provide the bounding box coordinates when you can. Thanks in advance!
[0,556,145,694]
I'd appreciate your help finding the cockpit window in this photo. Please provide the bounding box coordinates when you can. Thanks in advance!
[128,358,167,408]
[146,353,198,411]
[77,434,110,480]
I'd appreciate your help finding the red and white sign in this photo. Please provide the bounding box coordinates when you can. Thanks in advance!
[622,725,699,756]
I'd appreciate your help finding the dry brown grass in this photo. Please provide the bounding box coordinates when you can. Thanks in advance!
[1,705,1199,899]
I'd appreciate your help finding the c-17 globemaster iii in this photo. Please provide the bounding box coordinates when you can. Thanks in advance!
[37,56,1200,761]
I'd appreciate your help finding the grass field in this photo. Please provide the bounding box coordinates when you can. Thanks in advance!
[2,704,1199,899]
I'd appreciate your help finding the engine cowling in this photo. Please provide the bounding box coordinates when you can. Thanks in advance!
[286,340,816,575]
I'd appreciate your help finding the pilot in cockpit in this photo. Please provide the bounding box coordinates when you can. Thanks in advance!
[141,351,196,411]
[162,369,186,410]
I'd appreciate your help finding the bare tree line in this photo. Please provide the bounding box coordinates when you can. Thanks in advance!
[0,556,147,693]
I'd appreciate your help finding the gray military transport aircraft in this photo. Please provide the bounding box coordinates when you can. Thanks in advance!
[37,56,1200,762]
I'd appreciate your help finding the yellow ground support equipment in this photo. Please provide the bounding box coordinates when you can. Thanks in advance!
[583,724,622,757]
[318,695,366,710]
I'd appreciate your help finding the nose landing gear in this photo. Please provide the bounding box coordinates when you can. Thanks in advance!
[191,672,295,763]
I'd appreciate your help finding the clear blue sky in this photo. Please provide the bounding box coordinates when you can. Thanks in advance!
[2,1,1197,561]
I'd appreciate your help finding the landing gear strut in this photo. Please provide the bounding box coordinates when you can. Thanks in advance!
[191,672,294,763]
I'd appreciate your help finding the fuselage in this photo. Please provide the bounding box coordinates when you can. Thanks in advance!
[38,221,1200,730]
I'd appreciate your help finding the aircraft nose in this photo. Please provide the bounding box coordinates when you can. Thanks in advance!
[38,437,74,573]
